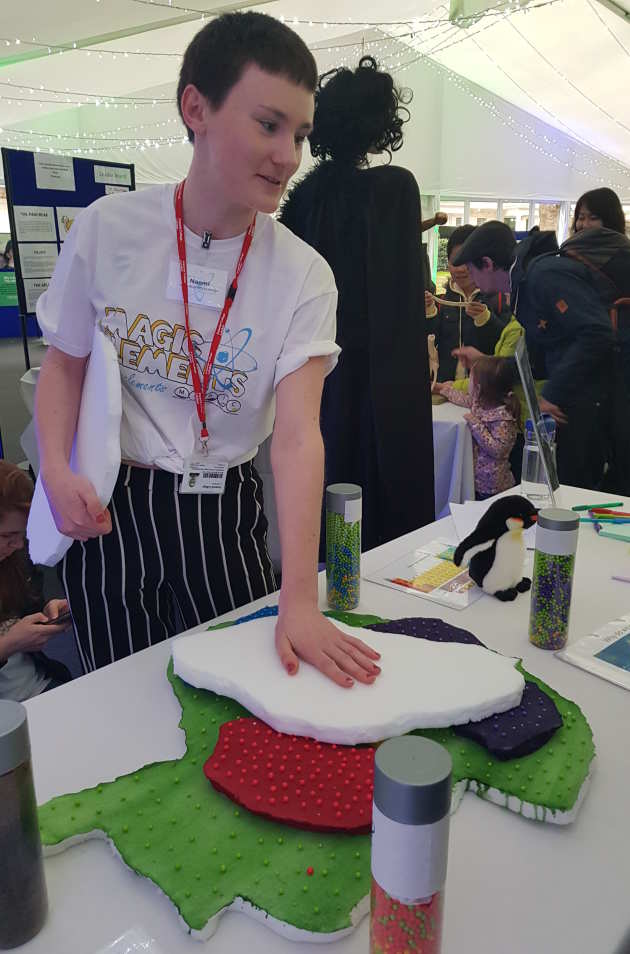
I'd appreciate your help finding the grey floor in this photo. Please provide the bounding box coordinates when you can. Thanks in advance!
[1,336,84,681]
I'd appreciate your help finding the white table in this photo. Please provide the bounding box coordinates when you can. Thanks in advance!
[431,401,475,518]
[22,485,630,954]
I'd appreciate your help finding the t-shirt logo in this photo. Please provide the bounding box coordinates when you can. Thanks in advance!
[555,299,569,314]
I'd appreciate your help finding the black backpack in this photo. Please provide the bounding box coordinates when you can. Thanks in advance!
[560,228,630,330]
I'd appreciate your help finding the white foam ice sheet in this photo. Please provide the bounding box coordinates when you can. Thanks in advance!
[172,617,525,745]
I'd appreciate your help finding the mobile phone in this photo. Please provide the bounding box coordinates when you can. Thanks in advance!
[41,611,73,627]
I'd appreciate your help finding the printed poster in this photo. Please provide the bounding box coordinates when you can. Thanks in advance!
[56,206,82,241]
[34,153,76,192]
[18,242,58,278]
[94,164,131,187]
[13,206,56,243]
[23,277,50,313]
[364,538,483,611]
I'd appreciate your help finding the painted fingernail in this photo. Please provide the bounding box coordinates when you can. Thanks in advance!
[372,665,381,674]
[345,676,354,686]
[287,663,297,675]
[96,512,106,523]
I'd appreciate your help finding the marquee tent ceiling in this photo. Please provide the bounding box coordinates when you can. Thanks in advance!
[1,0,629,190]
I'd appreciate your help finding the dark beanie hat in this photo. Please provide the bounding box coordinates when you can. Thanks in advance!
[452,220,516,267]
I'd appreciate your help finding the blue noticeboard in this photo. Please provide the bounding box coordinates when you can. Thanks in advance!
[1,148,135,357]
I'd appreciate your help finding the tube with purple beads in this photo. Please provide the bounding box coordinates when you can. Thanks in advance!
[529,508,579,651]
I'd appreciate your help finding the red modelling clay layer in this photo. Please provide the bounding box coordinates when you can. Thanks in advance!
[204,718,375,834]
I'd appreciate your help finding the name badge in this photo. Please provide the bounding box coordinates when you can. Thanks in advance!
[180,456,228,495]
[166,259,228,310]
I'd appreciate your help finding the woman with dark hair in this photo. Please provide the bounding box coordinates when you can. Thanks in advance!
[572,188,626,235]
[280,57,435,552]
[0,461,71,700]
[33,14,381,685]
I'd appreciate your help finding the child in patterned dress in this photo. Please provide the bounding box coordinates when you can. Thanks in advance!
[434,356,518,500]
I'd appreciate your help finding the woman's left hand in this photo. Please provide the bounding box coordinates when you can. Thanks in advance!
[43,598,69,620]
[275,605,381,688]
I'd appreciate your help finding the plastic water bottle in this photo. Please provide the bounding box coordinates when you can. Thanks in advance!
[521,414,557,505]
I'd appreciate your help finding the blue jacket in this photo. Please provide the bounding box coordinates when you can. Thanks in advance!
[512,247,614,408]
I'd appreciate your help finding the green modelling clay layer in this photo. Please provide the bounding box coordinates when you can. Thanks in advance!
[37,612,595,937]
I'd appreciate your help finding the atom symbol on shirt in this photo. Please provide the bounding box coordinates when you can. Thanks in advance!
[192,327,258,392]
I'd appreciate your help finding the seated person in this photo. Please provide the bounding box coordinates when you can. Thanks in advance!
[426,225,512,381]
[0,461,71,701]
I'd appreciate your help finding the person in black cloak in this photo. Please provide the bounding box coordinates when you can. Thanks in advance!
[279,56,435,554]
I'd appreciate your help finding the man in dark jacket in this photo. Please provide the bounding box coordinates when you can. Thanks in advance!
[453,221,614,489]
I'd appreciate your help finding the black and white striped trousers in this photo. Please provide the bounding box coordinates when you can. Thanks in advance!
[61,462,277,672]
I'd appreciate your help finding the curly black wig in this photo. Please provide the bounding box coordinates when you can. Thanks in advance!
[308,56,411,166]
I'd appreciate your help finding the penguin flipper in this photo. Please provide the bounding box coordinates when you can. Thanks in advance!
[454,530,495,567]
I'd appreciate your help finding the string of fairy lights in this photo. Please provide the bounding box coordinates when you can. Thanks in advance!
[0,0,628,189]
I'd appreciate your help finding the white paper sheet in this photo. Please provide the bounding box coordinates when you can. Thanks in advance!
[23,277,50,312]
[55,206,82,241]
[18,242,58,278]
[34,153,76,192]
[557,614,630,691]
[13,205,56,242]
[95,164,131,187]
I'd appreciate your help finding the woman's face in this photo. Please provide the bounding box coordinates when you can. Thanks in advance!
[448,244,472,286]
[575,204,603,232]
[0,510,27,562]
[189,65,315,216]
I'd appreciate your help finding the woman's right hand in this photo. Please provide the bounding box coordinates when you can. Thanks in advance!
[42,466,112,540]
[1,613,67,659]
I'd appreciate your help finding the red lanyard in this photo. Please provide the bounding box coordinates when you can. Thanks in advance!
[175,179,256,446]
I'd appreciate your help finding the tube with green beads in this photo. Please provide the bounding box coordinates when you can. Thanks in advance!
[325,483,362,611]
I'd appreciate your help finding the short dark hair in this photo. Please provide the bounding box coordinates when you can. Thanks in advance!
[309,56,411,166]
[177,12,318,143]
[572,188,626,235]
[447,225,475,261]
[452,220,516,270]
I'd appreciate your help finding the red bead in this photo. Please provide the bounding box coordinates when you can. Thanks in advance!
[306,867,314,876]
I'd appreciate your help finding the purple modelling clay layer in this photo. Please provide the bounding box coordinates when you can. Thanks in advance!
[366,617,563,760]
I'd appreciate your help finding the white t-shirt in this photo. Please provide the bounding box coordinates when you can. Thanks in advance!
[37,184,340,472]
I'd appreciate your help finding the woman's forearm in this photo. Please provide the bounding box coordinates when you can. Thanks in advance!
[271,428,324,610]
[35,346,87,479]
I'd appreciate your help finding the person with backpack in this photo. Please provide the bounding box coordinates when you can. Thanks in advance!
[572,187,626,236]
[451,220,620,490]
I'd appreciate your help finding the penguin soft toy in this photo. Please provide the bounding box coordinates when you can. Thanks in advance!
[453,496,538,602]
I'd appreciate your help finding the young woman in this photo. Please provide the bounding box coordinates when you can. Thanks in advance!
[0,461,70,700]
[572,188,626,234]
[280,56,435,553]
[34,13,380,687]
